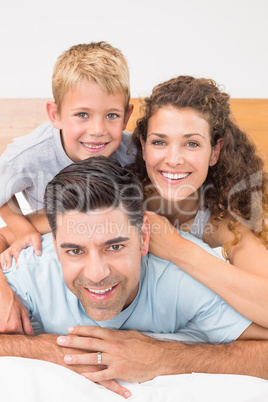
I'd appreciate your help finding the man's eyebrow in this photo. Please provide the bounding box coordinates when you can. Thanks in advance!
[103,237,130,246]
[60,243,83,249]
[59,237,130,249]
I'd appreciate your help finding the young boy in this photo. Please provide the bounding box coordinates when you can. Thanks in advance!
[0,42,134,262]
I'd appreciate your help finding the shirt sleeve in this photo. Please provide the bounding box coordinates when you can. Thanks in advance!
[3,264,35,318]
[177,271,252,343]
[0,148,34,207]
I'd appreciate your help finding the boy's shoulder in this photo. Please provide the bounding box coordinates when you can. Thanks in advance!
[4,122,59,162]
[110,130,136,166]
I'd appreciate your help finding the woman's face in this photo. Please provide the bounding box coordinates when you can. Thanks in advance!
[141,106,221,202]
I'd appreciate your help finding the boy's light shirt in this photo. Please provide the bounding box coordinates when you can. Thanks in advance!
[3,232,251,343]
[0,122,135,210]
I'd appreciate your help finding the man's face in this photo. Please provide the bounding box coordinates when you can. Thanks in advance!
[53,208,149,321]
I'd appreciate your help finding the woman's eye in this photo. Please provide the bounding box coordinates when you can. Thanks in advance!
[187,141,199,148]
[106,113,118,119]
[67,249,83,256]
[152,140,165,146]
[107,244,123,252]
[77,112,88,118]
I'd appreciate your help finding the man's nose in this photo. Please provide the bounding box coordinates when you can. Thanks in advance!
[83,251,111,283]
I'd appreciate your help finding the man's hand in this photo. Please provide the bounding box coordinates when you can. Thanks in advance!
[0,270,33,334]
[57,326,166,384]
[0,231,42,269]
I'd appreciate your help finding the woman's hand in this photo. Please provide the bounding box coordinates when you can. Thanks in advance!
[0,231,42,269]
[144,211,185,262]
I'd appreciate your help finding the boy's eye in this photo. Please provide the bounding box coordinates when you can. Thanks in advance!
[106,113,118,119]
[106,244,124,252]
[77,112,88,118]
[67,249,83,255]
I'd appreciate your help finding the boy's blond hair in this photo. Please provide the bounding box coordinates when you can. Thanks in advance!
[52,41,130,114]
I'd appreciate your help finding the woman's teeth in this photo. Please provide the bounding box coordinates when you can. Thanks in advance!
[161,172,190,180]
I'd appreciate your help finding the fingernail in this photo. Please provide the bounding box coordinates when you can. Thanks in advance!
[68,326,74,333]
[124,391,132,399]
[35,250,41,256]
[64,355,72,363]
[57,336,66,343]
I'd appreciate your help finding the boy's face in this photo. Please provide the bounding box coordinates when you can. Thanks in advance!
[53,208,149,321]
[47,81,133,162]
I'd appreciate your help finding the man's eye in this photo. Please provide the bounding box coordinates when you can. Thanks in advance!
[67,249,83,255]
[106,113,118,119]
[107,244,123,252]
[77,112,88,118]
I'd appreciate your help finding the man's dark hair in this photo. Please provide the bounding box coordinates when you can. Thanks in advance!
[44,156,144,237]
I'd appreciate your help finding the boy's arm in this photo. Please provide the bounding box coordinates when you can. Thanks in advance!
[0,206,50,269]
[0,269,33,334]
[0,197,42,263]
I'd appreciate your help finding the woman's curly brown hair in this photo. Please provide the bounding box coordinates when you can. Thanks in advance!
[131,75,268,255]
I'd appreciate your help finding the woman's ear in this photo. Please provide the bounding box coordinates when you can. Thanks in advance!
[210,138,223,166]
[46,101,62,130]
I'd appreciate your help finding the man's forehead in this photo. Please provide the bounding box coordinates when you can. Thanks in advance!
[55,208,137,241]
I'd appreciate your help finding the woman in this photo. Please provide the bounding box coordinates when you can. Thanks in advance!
[131,75,268,327]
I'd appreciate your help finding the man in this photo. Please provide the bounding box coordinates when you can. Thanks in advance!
[1,156,268,399]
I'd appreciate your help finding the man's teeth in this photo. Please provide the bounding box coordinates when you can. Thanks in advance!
[83,143,105,149]
[88,287,113,294]
[161,172,190,180]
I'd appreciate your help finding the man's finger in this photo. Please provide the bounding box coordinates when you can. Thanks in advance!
[21,309,34,335]
[98,379,132,399]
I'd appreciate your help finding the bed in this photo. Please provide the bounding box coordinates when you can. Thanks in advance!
[0,98,268,400]
[1,356,268,401]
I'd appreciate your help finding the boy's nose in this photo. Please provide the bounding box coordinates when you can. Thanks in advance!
[86,117,105,136]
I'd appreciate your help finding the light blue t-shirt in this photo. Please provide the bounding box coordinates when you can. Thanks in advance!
[3,232,251,343]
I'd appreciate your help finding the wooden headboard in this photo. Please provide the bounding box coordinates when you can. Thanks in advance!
[1,98,268,164]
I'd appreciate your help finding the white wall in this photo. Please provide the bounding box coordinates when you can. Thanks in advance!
[1,0,268,99]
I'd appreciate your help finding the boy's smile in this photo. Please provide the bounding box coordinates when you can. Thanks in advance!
[48,80,133,162]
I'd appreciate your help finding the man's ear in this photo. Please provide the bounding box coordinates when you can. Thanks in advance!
[122,103,134,130]
[140,215,150,256]
[210,138,223,167]
[46,101,62,130]
[52,234,60,262]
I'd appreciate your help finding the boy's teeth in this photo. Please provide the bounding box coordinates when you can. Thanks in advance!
[161,172,189,180]
[88,287,113,294]
[83,143,105,149]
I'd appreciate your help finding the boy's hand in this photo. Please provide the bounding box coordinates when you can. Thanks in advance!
[0,272,34,335]
[0,231,42,269]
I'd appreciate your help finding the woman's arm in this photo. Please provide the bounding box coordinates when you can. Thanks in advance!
[146,212,268,327]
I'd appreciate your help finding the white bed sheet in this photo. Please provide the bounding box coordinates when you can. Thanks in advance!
[0,356,267,401]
